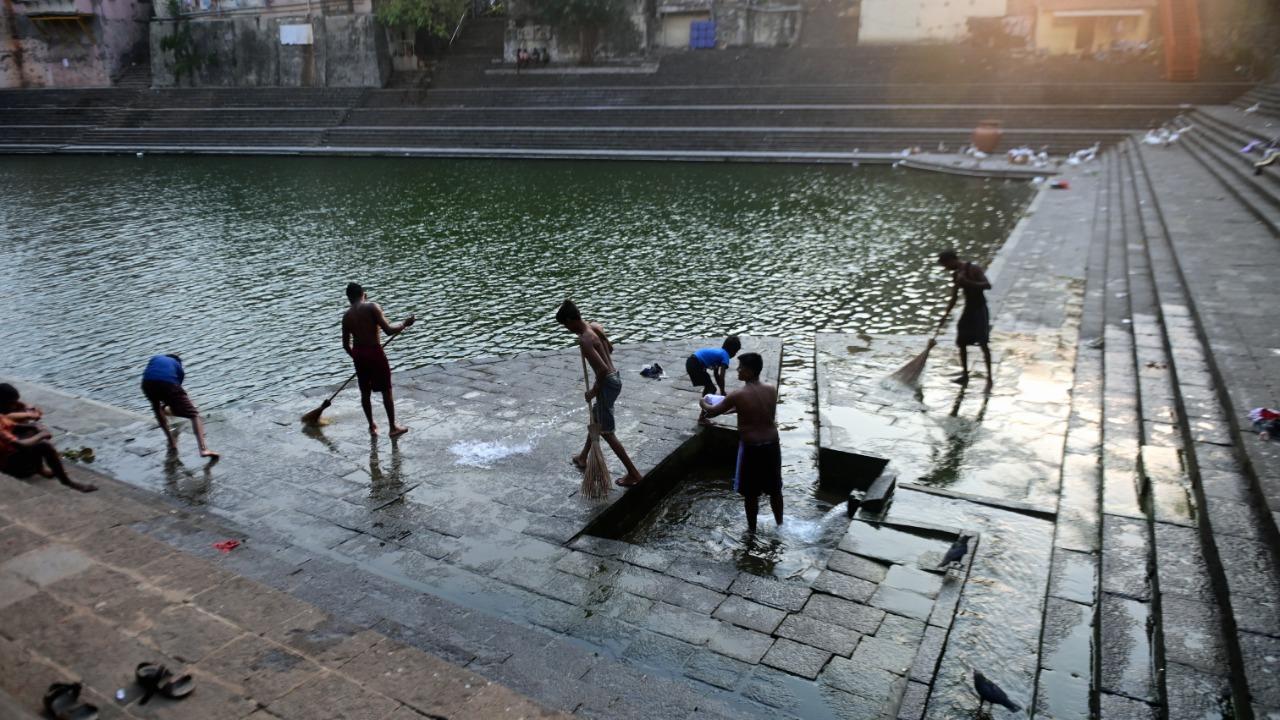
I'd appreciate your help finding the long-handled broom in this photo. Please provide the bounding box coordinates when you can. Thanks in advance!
[887,310,951,386]
[301,332,405,427]
[579,355,611,499]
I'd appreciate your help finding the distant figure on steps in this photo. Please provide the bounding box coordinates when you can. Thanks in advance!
[936,249,993,389]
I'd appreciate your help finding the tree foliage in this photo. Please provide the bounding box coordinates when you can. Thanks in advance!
[375,0,468,35]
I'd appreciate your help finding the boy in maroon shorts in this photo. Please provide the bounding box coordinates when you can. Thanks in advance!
[342,282,415,437]
[141,354,219,462]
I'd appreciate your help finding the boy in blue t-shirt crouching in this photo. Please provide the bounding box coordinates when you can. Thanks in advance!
[686,336,741,424]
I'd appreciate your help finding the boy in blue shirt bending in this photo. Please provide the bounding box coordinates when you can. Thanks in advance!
[141,354,219,463]
[686,336,741,424]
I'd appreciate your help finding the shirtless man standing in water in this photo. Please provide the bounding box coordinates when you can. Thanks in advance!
[700,352,784,533]
[342,282,415,437]
[556,299,644,488]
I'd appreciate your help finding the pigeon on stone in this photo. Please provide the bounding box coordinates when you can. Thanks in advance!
[973,670,1021,713]
[938,535,970,569]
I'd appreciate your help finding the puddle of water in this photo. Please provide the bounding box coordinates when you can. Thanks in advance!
[449,440,535,468]
[619,345,851,580]
[882,488,1055,717]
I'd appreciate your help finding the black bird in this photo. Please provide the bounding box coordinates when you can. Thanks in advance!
[938,535,970,569]
[973,670,1021,713]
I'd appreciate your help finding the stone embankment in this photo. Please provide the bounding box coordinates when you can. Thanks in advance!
[0,44,1252,162]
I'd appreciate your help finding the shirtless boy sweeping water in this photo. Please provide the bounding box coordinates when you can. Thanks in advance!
[342,282,415,437]
[700,352,784,533]
[556,300,645,488]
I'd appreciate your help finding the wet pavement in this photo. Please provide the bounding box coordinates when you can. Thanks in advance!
[5,138,1280,719]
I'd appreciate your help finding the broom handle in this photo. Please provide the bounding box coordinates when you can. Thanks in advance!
[324,330,405,405]
[580,355,594,420]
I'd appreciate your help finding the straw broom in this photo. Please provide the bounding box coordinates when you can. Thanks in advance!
[301,331,404,427]
[888,307,951,387]
[887,335,939,386]
[579,355,611,499]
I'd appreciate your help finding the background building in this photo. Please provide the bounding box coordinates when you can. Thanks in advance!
[1032,0,1155,55]
[148,0,389,86]
[1,0,151,87]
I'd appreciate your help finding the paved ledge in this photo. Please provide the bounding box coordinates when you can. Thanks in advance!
[0,464,568,720]
[486,64,660,76]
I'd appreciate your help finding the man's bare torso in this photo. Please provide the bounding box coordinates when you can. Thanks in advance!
[343,302,383,348]
[732,382,778,444]
[579,323,616,379]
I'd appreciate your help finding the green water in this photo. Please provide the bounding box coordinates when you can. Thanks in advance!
[0,156,1031,411]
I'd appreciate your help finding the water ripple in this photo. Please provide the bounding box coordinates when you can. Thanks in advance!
[0,156,1030,412]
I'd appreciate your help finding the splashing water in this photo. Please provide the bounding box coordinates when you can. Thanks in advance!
[449,440,534,468]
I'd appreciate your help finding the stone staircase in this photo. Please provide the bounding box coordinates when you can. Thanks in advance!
[0,45,1255,159]
[1032,131,1280,717]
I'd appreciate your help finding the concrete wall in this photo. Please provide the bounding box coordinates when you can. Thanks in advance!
[150,11,388,86]
[0,0,150,87]
[858,0,1006,43]
[1199,0,1280,72]
[713,2,799,47]
[505,0,646,63]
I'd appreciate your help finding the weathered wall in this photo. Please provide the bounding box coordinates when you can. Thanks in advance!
[713,2,798,47]
[1,0,150,87]
[1199,0,1280,74]
[505,0,646,63]
[858,0,1005,44]
[150,12,388,86]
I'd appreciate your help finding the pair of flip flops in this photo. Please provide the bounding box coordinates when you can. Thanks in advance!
[135,662,195,704]
[43,683,97,720]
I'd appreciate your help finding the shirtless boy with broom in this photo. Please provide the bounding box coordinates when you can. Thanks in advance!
[556,300,644,488]
[343,282,415,437]
[699,353,784,533]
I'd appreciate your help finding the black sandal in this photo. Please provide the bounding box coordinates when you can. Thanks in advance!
[135,662,167,705]
[42,682,99,720]
[136,662,195,703]
[158,673,195,700]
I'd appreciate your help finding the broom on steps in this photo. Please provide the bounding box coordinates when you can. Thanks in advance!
[887,311,951,386]
[301,332,404,427]
[579,355,611,499]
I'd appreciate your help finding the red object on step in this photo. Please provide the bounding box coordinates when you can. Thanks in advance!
[1160,0,1201,81]
[213,540,240,553]
[1051,179,1070,190]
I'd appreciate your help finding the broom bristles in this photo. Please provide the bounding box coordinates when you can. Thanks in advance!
[581,425,612,499]
[888,345,933,386]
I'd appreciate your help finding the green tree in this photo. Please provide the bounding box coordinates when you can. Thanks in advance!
[527,0,629,64]
[375,0,468,38]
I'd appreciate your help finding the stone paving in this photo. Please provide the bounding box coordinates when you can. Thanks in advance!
[0,463,567,719]
[4,333,973,720]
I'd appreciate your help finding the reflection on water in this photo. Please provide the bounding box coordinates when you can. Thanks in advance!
[0,156,1030,413]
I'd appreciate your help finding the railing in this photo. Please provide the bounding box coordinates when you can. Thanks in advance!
[448,6,470,48]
